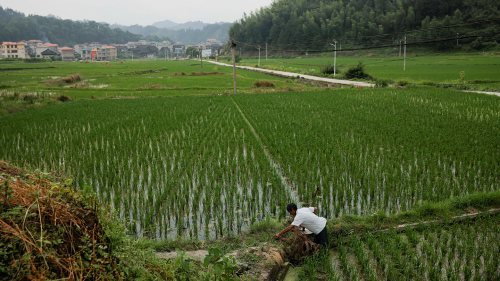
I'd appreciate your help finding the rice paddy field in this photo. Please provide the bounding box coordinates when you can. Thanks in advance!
[239,53,500,90]
[1,58,500,279]
[0,59,309,101]
[291,214,500,280]
[1,83,499,238]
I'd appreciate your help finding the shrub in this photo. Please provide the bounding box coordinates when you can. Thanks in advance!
[320,62,336,75]
[375,79,389,87]
[57,95,73,102]
[253,80,275,88]
[459,71,465,83]
[23,94,37,104]
[396,79,410,86]
[345,61,372,80]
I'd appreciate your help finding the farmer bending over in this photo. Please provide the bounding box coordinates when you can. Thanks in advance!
[275,203,328,248]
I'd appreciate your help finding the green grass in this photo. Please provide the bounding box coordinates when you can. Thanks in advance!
[239,53,500,90]
[0,59,310,100]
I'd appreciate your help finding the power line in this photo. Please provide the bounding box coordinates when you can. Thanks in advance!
[235,33,495,53]
[233,17,500,48]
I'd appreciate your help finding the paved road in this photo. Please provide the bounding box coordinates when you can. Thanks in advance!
[206,60,374,87]
[464,90,500,98]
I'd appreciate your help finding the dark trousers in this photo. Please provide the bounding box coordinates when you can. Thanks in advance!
[313,226,328,248]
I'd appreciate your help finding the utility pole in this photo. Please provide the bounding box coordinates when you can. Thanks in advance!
[266,43,267,60]
[334,40,336,76]
[404,34,406,71]
[329,41,337,76]
[164,48,166,61]
[232,33,237,95]
[258,46,261,66]
[457,33,459,45]
[199,47,203,72]
[394,40,396,58]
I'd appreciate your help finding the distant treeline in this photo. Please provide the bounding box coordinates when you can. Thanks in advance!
[112,23,231,44]
[0,6,141,46]
[229,0,500,52]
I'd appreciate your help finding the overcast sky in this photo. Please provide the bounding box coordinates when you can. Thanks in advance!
[5,0,275,26]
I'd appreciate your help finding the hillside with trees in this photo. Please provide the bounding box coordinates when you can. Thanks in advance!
[0,6,141,46]
[111,22,231,44]
[229,0,500,52]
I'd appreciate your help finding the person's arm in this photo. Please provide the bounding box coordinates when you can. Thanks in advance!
[275,225,294,239]
[313,207,318,213]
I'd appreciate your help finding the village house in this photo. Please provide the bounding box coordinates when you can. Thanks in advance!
[1,42,27,58]
[101,46,117,60]
[59,47,76,61]
[36,43,58,57]
[90,45,117,61]
[129,44,159,58]
[74,43,100,60]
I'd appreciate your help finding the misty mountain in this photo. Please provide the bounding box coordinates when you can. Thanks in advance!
[152,20,207,30]
[110,22,231,44]
[151,19,178,29]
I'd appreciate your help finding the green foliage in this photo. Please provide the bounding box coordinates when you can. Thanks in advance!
[248,215,283,233]
[0,6,141,45]
[325,214,500,280]
[228,0,500,53]
[459,71,465,83]
[345,61,372,80]
[319,62,335,75]
[375,79,390,87]
[185,46,200,57]
[396,79,410,86]
[203,247,239,281]
[23,57,51,63]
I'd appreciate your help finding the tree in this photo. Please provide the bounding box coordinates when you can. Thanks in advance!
[185,46,199,57]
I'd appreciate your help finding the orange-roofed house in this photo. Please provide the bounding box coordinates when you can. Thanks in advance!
[59,47,76,61]
[1,42,27,58]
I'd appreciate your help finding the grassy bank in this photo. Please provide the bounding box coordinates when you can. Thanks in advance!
[237,53,500,91]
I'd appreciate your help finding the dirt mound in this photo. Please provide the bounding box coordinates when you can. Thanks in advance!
[0,161,119,280]
[43,74,82,87]
[253,80,275,88]
[190,71,227,75]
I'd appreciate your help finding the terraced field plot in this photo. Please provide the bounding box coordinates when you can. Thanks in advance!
[291,215,500,281]
[239,54,500,89]
[0,59,308,100]
[1,87,499,242]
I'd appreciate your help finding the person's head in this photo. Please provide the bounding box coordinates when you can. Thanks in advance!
[286,203,297,216]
